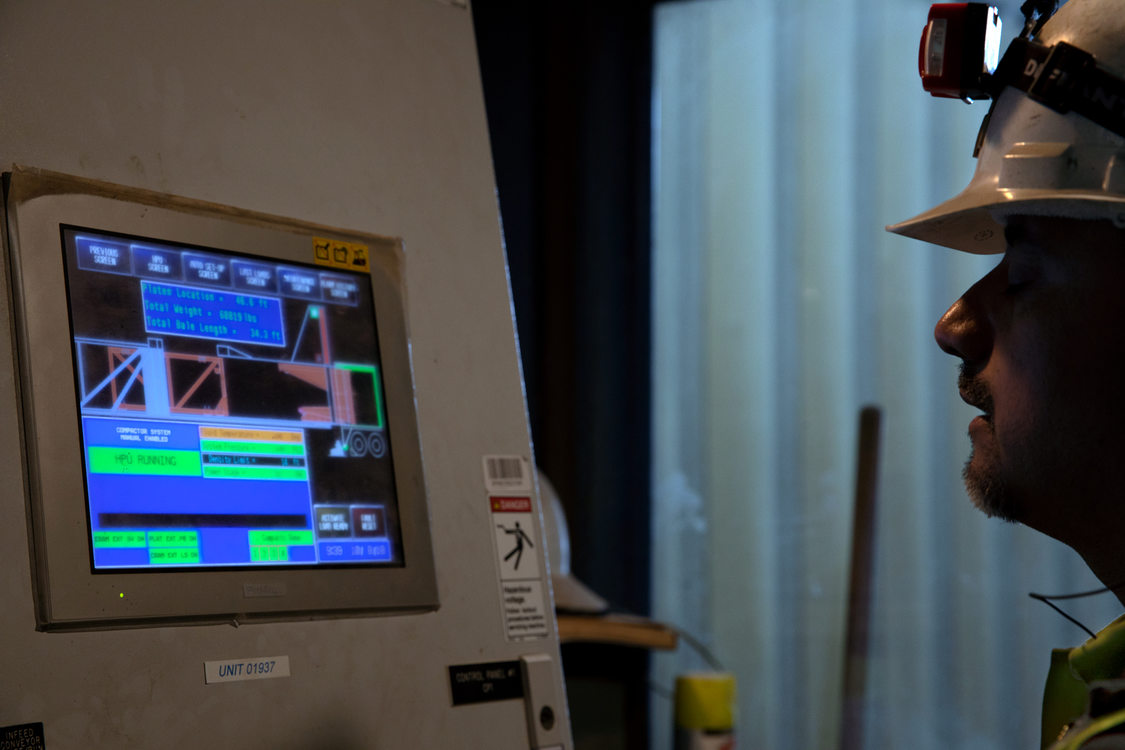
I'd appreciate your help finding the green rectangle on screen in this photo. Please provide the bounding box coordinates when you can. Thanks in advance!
[249,530,314,546]
[92,531,148,548]
[199,440,305,456]
[147,531,199,547]
[88,446,202,476]
[202,465,308,481]
[149,547,200,565]
[334,363,385,428]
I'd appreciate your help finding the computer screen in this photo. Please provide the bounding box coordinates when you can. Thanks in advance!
[5,168,437,629]
[64,227,403,570]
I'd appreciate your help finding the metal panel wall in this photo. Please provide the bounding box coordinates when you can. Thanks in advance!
[0,2,569,747]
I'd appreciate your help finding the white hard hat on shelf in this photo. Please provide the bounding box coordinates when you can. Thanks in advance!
[538,469,609,614]
[888,0,1125,253]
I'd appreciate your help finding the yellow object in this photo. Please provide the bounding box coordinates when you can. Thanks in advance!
[313,236,370,272]
[674,672,736,731]
[1042,613,1125,749]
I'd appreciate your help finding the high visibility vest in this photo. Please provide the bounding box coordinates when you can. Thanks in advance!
[1044,614,1125,749]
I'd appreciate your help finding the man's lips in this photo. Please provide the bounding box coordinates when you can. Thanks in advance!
[968,415,992,437]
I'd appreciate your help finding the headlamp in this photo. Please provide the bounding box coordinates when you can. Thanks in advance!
[919,3,1003,101]
[918,1,1125,151]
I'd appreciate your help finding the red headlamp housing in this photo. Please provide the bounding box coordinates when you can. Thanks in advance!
[920,3,1003,101]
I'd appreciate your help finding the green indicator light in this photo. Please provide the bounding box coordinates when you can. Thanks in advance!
[249,529,314,546]
[88,447,202,477]
[199,440,304,455]
[149,547,201,565]
[93,531,148,548]
[202,465,308,481]
[147,530,199,548]
[310,307,320,319]
[119,592,125,599]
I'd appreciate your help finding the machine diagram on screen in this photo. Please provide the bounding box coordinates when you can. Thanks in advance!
[74,272,387,456]
[61,227,404,569]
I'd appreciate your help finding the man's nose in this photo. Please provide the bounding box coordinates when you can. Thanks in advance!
[934,275,995,364]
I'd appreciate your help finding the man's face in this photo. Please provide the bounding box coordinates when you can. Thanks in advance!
[935,215,1125,543]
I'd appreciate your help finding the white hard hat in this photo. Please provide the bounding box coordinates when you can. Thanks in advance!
[537,469,609,614]
[887,0,1125,254]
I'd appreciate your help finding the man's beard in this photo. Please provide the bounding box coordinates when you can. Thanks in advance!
[963,441,1017,522]
[959,364,1018,522]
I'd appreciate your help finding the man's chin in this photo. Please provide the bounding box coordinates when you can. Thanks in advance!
[963,449,1019,523]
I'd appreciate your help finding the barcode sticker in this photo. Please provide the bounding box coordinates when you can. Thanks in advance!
[483,455,531,493]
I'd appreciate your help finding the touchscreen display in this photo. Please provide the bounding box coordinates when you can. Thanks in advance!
[61,226,404,570]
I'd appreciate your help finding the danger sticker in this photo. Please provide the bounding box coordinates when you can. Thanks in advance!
[489,491,548,641]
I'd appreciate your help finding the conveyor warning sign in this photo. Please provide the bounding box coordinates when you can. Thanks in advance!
[0,722,45,749]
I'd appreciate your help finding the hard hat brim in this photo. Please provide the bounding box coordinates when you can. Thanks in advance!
[888,187,1125,254]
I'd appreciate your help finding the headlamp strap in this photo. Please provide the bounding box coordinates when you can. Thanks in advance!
[993,37,1125,141]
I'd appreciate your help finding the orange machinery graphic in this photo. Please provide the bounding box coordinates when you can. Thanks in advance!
[82,304,384,434]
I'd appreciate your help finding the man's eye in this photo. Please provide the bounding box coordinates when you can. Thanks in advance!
[1004,261,1037,293]
[1004,267,1039,295]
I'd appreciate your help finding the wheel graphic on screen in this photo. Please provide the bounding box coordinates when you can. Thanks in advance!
[366,431,387,458]
[347,430,369,457]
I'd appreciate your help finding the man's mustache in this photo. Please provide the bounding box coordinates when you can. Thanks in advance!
[958,363,994,416]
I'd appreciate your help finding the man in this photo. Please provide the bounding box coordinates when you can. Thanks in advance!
[934,215,1125,556]
[888,0,1125,746]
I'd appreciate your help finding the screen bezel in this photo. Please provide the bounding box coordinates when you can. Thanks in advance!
[4,168,438,629]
